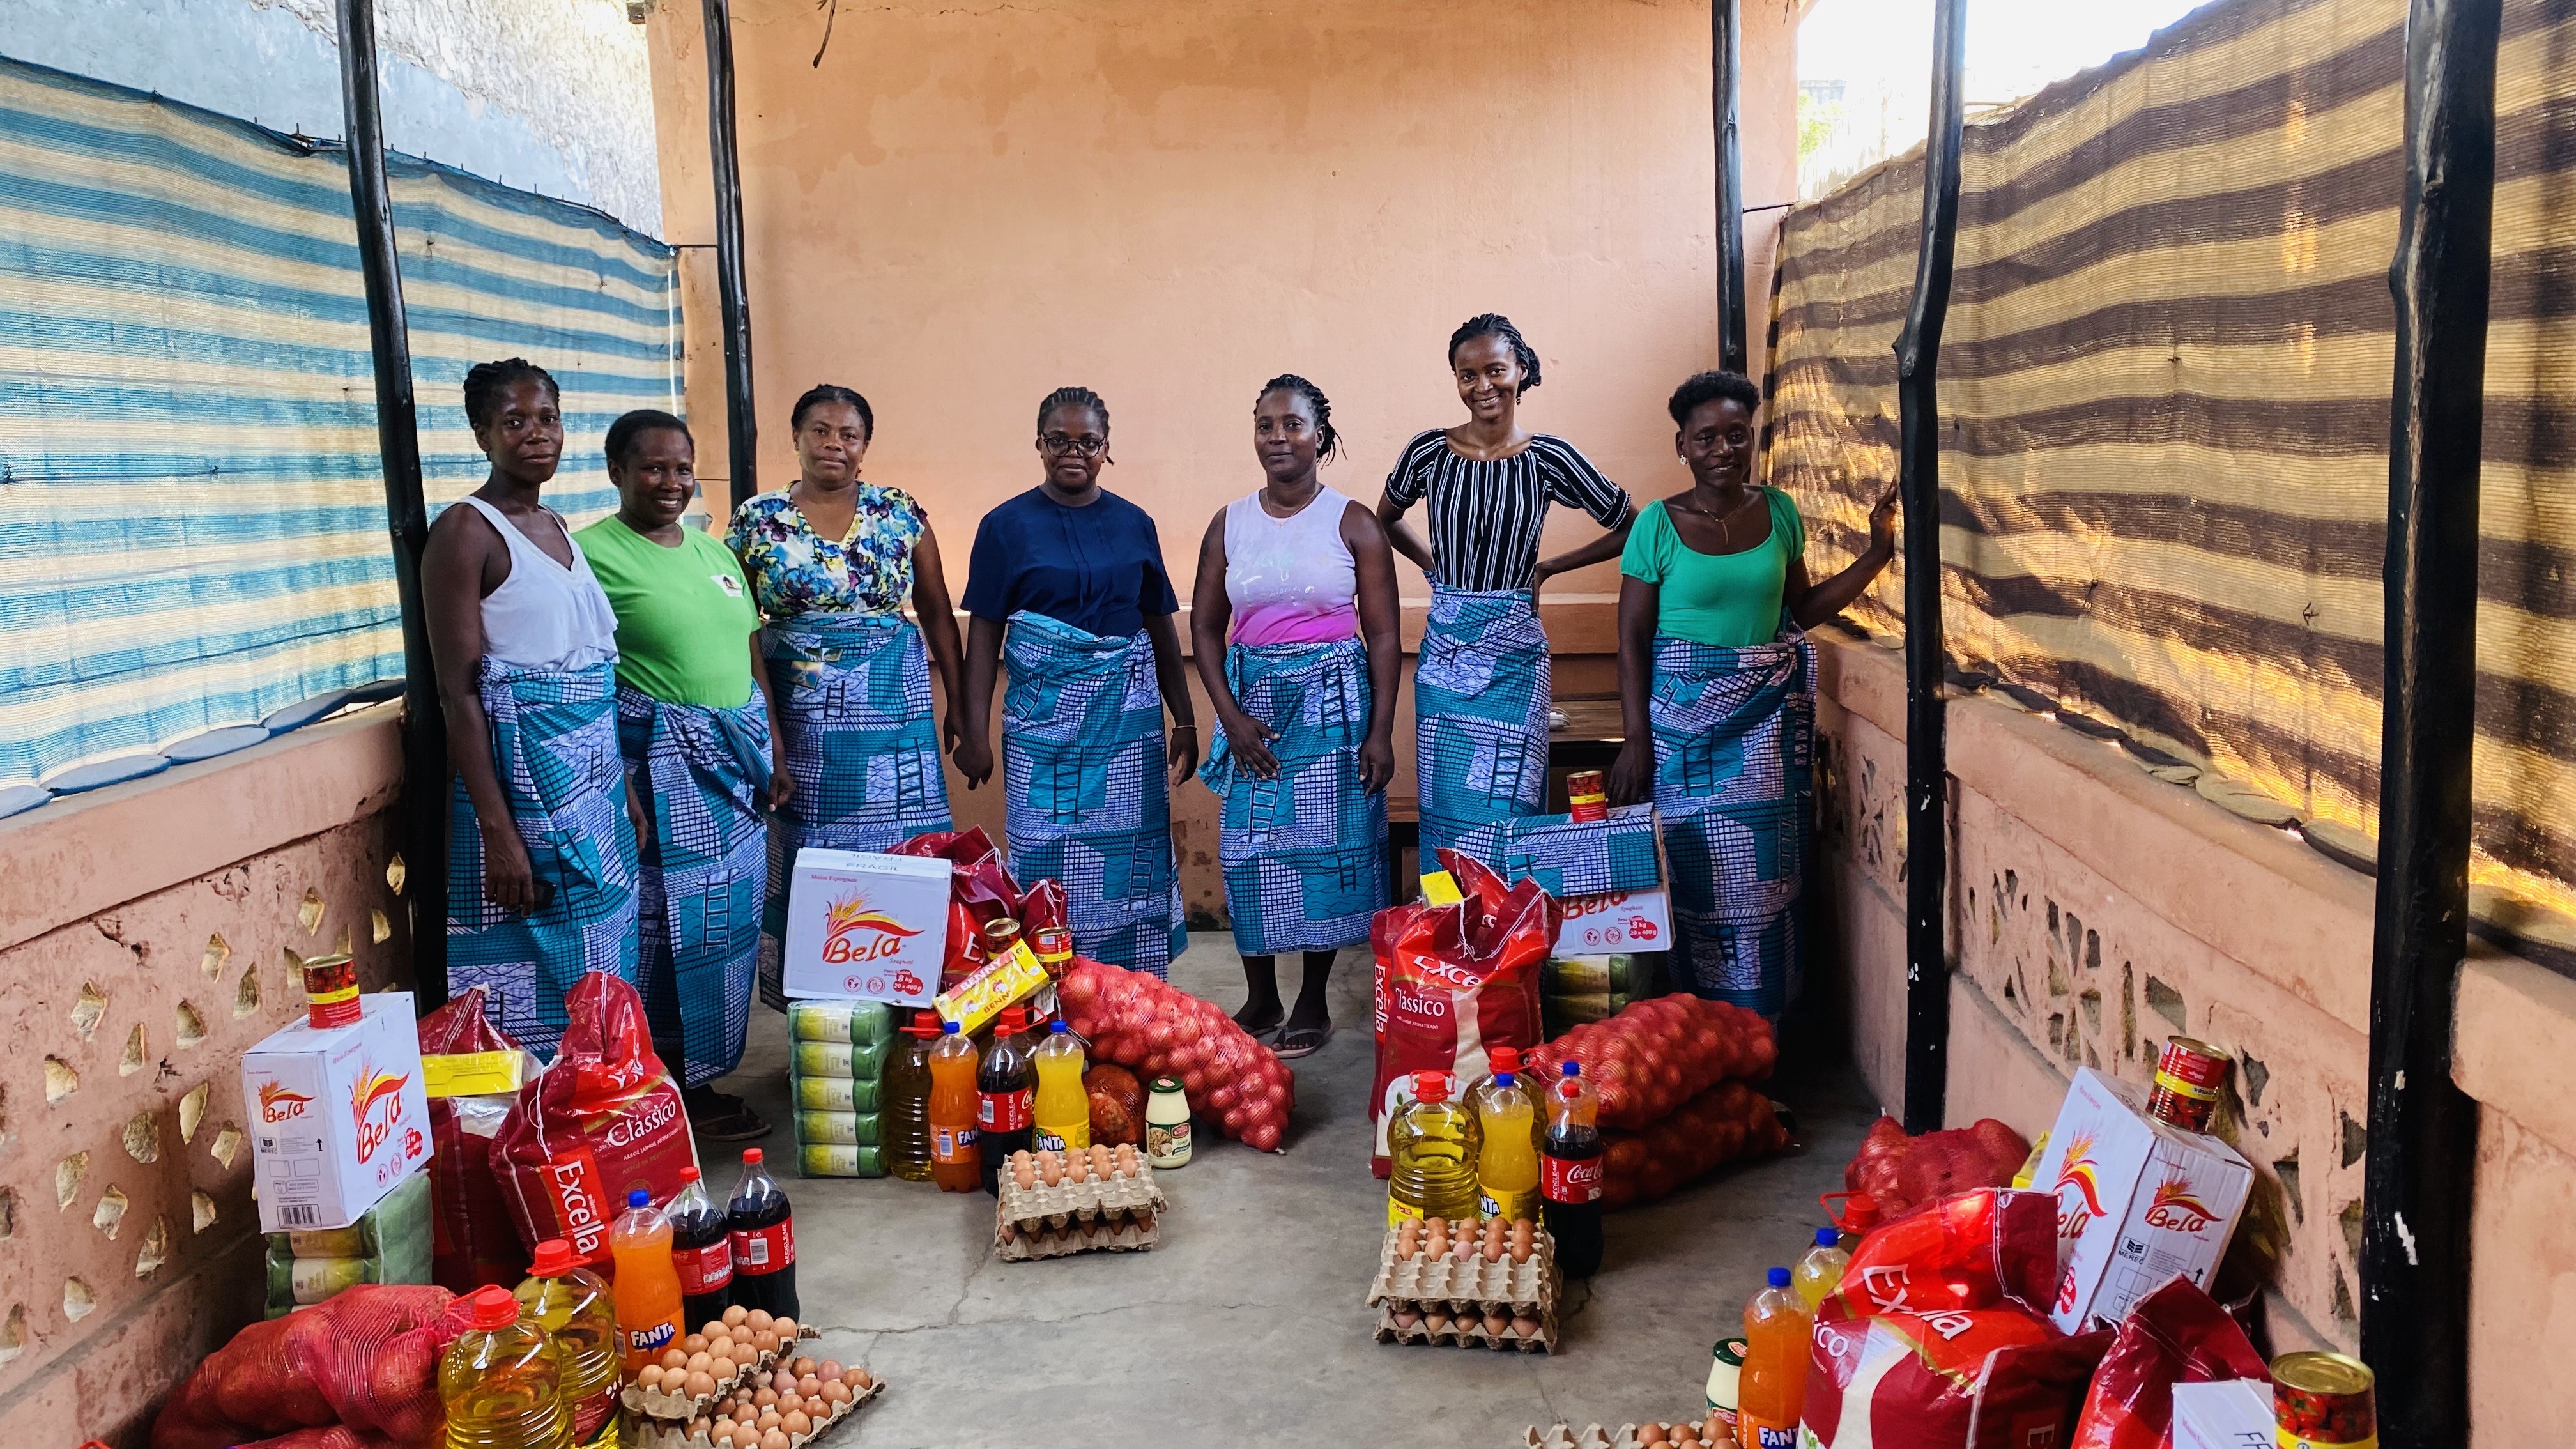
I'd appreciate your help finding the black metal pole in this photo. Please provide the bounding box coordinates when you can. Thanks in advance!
[1711,0,1747,374]
[2359,1,2496,1441]
[704,0,759,508]
[336,0,446,1000]
[1895,0,1965,1134]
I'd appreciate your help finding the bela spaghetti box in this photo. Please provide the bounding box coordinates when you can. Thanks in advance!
[242,993,433,1233]
[2031,1067,2252,1333]
[2170,1379,2273,1449]
[780,847,952,1005]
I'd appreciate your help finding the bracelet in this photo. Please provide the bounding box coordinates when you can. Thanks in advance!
[1172,723,1198,732]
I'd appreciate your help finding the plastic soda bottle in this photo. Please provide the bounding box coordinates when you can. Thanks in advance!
[725,1148,799,1320]
[1387,1070,1483,1225]
[928,1020,983,1192]
[1792,1225,1850,1310]
[882,1010,940,1182]
[1469,1046,1540,1223]
[977,1006,1036,1193]
[514,1239,618,1448]
[666,1166,733,1328]
[440,1284,567,1449]
[608,1190,686,1373]
[1031,1018,1092,1154]
[1737,1266,1813,1449]
[1540,1060,1606,1277]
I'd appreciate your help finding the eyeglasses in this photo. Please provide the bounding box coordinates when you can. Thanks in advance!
[1040,431,1108,457]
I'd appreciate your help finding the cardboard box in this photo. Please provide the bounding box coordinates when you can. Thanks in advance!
[779,848,953,1004]
[2030,1068,2253,1333]
[1552,886,1673,955]
[2170,1379,2274,1449]
[242,993,434,1233]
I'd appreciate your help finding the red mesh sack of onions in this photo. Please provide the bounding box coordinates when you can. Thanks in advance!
[1599,1077,1794,1209]
[1524,993,1778,1131]
[151,1285,467,1449]
[1059,958,1296,1151]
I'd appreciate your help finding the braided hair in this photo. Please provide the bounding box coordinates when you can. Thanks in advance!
[1255,374,1341,462]
[604,408,691,468]
[1446,313,1542,395]
[1035,385,1110,436]
[791,383,874,439]
[462,357,558,429]
[1665,370,1762,426]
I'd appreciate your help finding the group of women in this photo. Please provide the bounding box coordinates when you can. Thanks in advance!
[423,313,1896,1137]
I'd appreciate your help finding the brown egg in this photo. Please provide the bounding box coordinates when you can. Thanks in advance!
[682,1351,711,1375]
[1392,1308,1422,1330]
[772,1316,799,1340]
[708,1356,737,1382]
[843,1367,874,1391]
[758,1330,785,1355]
[816,1358,843,1381]
[744,1309,774,1331]
[660,1347,689,1372]
[703,1319,729,1337]
[1512,1314,1542,1337]
[636,1364,666,1390]
[761,1431,791,1449]
[796,1374,822,1398]
[752,1386,778,1409]
[723,1305,750,1327]
[756,1409,782,1432]
[1483,1309,1511,1335]
[682,1333,710,1356]
[783,1392,809,1416]
[1640,1425,1671,1446]
[712,1426,739,1448]
[781,1410,813,1437]
[683,1371,717,1399]
[790,1356,817,1378]
[708,1335,737,1360]
[688,1418,712,1438]
[820,1380,852,1406]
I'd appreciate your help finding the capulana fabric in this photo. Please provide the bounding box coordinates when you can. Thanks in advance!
[1646,630,1816,1018]
[1199,636,1388,956]
[758,611,953,1006]
[618,686,770,1087]
[1413,587,1551,861]
[1001,610,1186,977]
[447,657,640,1059]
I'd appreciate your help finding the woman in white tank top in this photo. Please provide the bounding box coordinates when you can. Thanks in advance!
[1188,375,1404,1057]
[421,358,640,1057]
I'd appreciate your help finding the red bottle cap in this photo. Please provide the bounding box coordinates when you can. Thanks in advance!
[997,1006,1024,1034]
[743,1147,765,1165]
[528,1239,575,1276]
[468,1284,521,1330]
[1412,1071,1452,1102]
[679,1166,702,1184]
[1847,1192,1881,1227]
[1490,1046,1521,1074]
[907,1009,942,1038]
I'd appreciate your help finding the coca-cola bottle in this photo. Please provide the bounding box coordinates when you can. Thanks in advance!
[977,1007,1035,1195]
[666,1165,733,1327]
[725,1147,798,1320]
[1541,1059,1605,1278]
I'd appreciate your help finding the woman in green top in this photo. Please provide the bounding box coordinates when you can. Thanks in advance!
[578,409,783,1139]
[1605,370,1896,1016]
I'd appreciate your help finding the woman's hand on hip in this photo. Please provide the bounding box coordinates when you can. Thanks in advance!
[1218,707,1278,780]
[1606,737,1655,808]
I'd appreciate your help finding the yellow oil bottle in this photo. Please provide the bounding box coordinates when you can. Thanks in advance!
[1387,1070,1483,1225]
[440,1284,567,1449]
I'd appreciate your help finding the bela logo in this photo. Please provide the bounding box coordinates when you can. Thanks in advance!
[2140,1176,2221,1234]
[2050,1132,2108,1241]
[258,1081,314,1124]
[820,893,923,965]
[349,1066,410,1164]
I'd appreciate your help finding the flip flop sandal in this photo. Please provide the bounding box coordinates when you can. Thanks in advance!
[1272,1023,1333,1060]
[693,1106,774,1142]
[1232,1015,1287,1045]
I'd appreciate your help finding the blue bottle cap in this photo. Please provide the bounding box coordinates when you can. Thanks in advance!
[629,1189,650,1208]
[1051,1019,1070,1034]
[1561,1060,1582,1077]
[1816,1226,1840,1247]
[942,1018,962,1033]
[1768,1266,1792,1289]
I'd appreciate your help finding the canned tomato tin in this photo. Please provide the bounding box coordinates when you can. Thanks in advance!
[1566,769,1609,823]
[300,952,360,1029]
[2274,1350,2375,1448]
[1029,924,1074,974]
[2147,1035,2230,1132]
[981,916,1023,959]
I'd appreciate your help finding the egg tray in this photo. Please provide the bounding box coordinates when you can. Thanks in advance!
[626,1374,884,1449]
[1366,1222,1558,1311]
[996,1209,1162,1261]
[1524,1419,1728,1449]
[993,1149,1167,1233]
[620,1330,819,1422]
[1373,1300,1556,1353]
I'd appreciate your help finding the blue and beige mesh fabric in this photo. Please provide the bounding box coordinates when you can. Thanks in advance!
[1413,588,1551,862]
[1000,611,1185,977]
[1448,801,1665,902]
[756,611,951,1005]
[1200,636,1388,956]
[619,687,770,1087]
[447,659,640,1059]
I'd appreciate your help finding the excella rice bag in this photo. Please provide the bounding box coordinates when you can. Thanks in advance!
[1798,1188,2112,1449]
[490,972,697,1267]
[1370,851,1558,1176]
[415,986,530,1292]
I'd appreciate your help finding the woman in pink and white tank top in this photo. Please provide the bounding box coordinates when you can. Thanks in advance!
[1190,375,1402,1057]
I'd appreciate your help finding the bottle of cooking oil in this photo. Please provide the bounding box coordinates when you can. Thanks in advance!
[440,1284,567,1449]
[1386,1070,1483,1225]
[514,1239,619,1446]
[882,1010,940,1182]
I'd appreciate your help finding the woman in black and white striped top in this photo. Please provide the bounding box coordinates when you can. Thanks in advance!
[1376,314,1635,859]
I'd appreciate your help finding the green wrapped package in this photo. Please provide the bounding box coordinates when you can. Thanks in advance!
[262,1170,432,1317]
[790,1038,888,1080]
[1542,954,1669,1038]
[798,1144,885,1178]
[786,999,897,1046]
[792,1074,881,1113]
[794,1110,882,1146]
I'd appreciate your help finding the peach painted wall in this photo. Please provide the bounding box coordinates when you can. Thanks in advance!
[1806,632,2576,1446]
[0,710,413,1448]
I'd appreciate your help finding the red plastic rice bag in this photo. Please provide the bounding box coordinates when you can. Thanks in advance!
[890,827,1066,986]
[151,1284,466,1449]
[1844,1115,2034,1218]
[1368,850,1558,1174]
[1800,1187,2111,1449]
[2067,1275,2269,1449]
[415,987,529,1293]
[490,972,697,1267]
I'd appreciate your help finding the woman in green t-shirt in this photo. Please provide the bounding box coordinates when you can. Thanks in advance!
[1604,370,1896,1017]
[576,410,783,1140]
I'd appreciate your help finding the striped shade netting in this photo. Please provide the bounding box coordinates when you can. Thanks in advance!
[0,57,683,796]
[1766,0,2576,956]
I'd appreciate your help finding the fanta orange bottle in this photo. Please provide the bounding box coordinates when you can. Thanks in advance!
[608,1190,685,1375]
[928,1020,983,1192]
[1736,1266,1812,1449]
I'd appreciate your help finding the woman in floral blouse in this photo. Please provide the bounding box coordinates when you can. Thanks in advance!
[728,384,963,1003]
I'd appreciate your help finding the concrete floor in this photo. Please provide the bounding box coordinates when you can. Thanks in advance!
[708,935,1875,1448]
